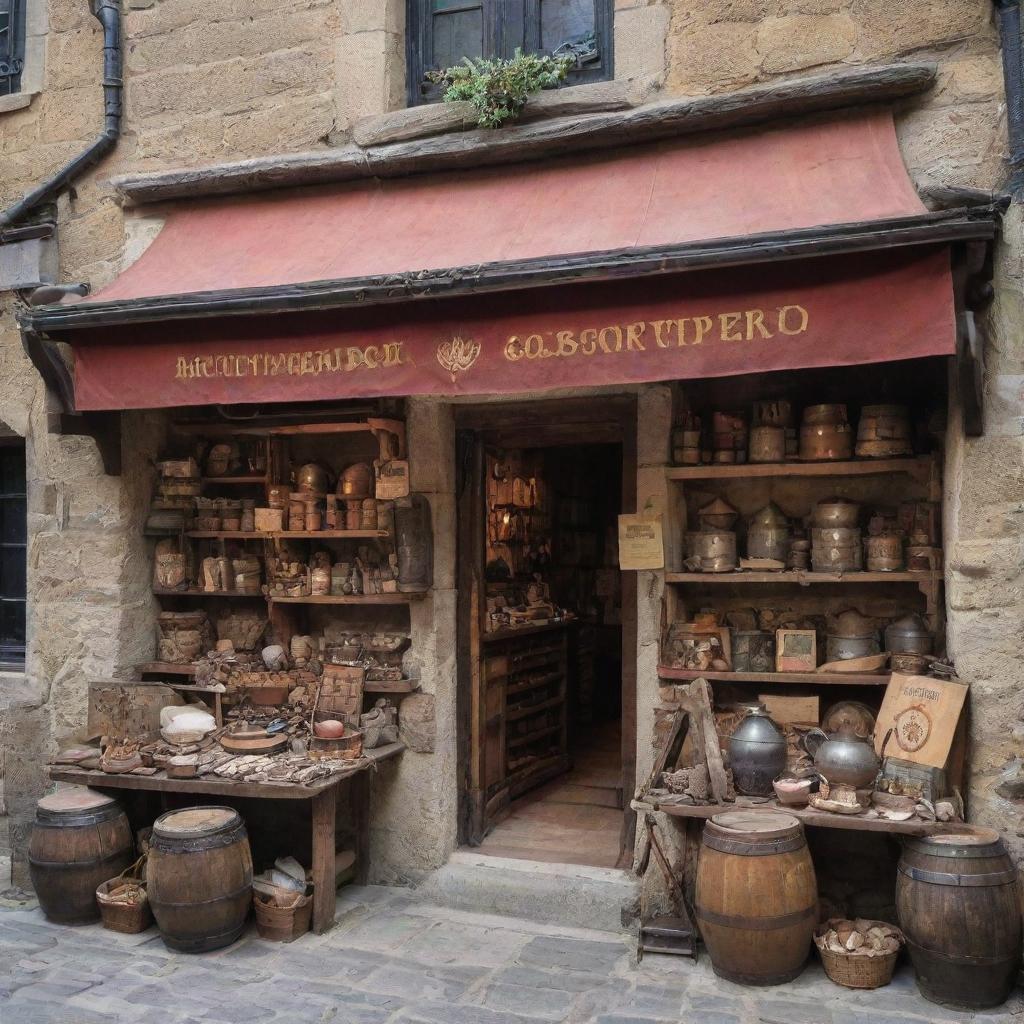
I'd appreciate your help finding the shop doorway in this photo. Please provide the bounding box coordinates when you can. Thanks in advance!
[455,398,637,869]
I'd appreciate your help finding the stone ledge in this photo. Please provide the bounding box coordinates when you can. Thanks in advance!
[353,80,640,148]
[112,62,937,206]
[0,92,35,115]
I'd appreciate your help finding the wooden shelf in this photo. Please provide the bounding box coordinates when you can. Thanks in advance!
[176,421,376,437]
[642,797,963,837]
[364,679,417,693]
[201,476,266,484]
[482,620,574,643]
[153,588,263,599]
[186,530,388,540]
[270,593,422,605]
[665,570,942,585]
[273,530,388,539]
[505,672,563,698]
[658,666,890,686]
[665,456,935,482]
[137,661,197,676]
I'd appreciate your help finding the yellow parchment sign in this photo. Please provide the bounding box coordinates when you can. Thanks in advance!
[618,514,664,571]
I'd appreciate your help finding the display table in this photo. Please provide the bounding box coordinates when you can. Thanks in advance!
[50,741,404,934]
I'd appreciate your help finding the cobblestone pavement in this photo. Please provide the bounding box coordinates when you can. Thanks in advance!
[1,884,1021,1024]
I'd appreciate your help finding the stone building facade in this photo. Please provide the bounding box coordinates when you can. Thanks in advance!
[0,0,1022,885]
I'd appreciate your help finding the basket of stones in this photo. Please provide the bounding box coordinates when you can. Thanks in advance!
[814,918,904,989]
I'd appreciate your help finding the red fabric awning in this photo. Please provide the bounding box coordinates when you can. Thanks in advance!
[51,111,960,410]
[95,111,924,302]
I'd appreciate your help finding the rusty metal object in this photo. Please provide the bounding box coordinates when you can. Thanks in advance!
[856,404,912,458]
[338,462,374,499]
[748,503,791,561]
[696,530,737,572]
[813,497,861,529]
[811,527,862,572]
[748,425,785,463]
[867,532,904,571]
[885,612,933,655]
[698,497,738,531]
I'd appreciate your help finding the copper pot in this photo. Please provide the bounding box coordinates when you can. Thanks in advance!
[800,404,852,461]
[338,462,374,499]
[295,462,330,494]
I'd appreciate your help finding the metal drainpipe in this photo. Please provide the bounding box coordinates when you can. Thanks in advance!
[0,0,122,229]
[996,0,1024,196]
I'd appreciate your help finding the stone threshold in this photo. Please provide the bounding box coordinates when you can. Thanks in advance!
[112,62,936,207]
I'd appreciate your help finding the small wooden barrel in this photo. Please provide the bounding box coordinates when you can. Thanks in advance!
[695,810,817,985]
[28,789,134,924]
[897,829,1022,1009]
[147,806,253,953]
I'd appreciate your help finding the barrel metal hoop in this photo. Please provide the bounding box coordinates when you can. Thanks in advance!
[150,882,253,909]
[35,807,122,828]
[702,832,805,857]
[695,903,816,931]
[906,937,1022,967]
[28,849,131,870]
[903,838,1007,860]
[898,864,1019,887]
[151,821,247,854]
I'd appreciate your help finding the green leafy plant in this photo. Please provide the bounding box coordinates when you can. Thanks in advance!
[427,49,573,129]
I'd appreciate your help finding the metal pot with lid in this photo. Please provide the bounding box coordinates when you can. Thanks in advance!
[747,503,791,561]
[698,497,738,531]
[826,608,880,662]
[812,497,861,529]
[728,706,788,797]
[884,612,933,655]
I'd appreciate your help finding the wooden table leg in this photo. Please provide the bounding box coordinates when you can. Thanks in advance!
[311,787,337,934]
[352,772,371,885]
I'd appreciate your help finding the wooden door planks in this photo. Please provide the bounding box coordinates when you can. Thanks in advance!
[690,678,729,803]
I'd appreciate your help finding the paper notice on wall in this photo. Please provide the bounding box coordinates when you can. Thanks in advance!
[617,514,664,570]
[375,459,410,499]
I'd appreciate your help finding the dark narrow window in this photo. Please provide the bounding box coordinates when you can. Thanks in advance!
[0,441,27,668]
[408,0,612,105]
[0,0,25,97]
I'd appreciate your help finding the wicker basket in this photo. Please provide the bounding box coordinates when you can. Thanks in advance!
[814,921,903,989]
[96,856,153,934]
[253,891,312,942]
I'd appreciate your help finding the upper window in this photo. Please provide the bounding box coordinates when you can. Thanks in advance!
[0,0,25,96]
[0,440,26,668]
[408,0,612,106]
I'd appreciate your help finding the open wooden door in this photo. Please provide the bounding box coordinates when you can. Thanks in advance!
[457,428,510,843]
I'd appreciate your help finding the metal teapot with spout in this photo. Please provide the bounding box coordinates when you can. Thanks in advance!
[802,728,880,789]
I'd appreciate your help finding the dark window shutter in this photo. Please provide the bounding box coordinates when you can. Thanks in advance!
[0,441,26,666]
[0,0,25,96]
[408,0,613,106]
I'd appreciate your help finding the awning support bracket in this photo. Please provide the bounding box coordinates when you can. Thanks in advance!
[21,328,122,475]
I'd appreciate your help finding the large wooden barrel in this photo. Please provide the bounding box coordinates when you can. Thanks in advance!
[695,810,818,985]
[897,829,1022,1009]
[147,806,253,953]
[28,789,134,924]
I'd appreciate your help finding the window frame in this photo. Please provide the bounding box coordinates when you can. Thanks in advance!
[407,0,613,107]
[0,0,26,97]
[0,438,27,669]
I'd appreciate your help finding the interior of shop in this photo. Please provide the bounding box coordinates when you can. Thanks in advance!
[462,436,630,869]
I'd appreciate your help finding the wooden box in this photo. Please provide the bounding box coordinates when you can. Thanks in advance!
[255,508,284,532]
[319,664,365,722]
[775,629,817,672]
[874,673,968,769]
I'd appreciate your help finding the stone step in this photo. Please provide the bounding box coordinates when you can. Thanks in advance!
[412,849,640,934]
